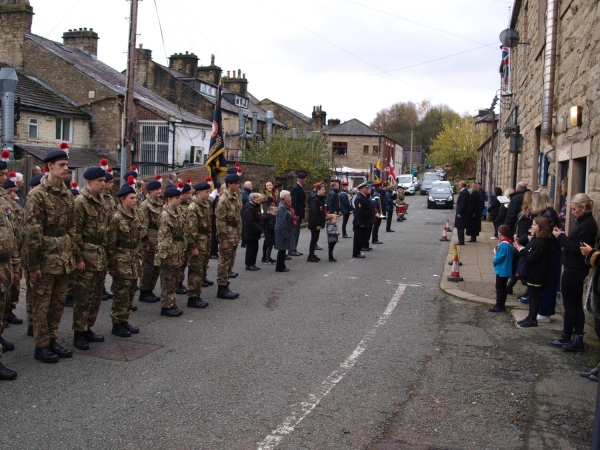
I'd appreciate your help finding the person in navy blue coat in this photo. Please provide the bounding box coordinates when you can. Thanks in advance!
[327,181,340,215]
[340,182,353,238]
[454,180,469,244]
[385,185,396,232]
[289,173,307,256]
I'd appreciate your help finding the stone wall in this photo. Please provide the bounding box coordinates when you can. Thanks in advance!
[329,135,381,172]
[0,2,33,68]
[256,99,311,130]
[15,112,91,147]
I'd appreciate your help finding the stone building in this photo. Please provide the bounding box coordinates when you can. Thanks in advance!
[493,0,599,231]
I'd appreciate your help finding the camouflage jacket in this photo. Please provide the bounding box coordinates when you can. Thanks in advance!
[0,203,19,292]
[396,189,405,202]
[73,186,109,271]
[186,196,213,252]
[106,204,143,280]
[155,206,186,268]
[103,191,117,221]
[24,175,75,275]
[216,189,242,245]
[140,195,164,251]
[10,198,24,250]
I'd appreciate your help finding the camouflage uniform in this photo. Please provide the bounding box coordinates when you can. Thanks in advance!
[395,188,409,219]
[215,190,242,286]
[155,206,186,308]
[178,198,191,284]
[72,186,109,332]
[186,196,213,297]
[0,205,19,363]
[106,205,143,325]
[24,175,75,349]
[139,195,163,292]
[8,199,23,317]
[103,191,117,219]
[0,188,18,327]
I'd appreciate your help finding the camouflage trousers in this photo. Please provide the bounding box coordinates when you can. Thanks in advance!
[25,271,33,326]
[187,239,210,297]
[0,291,6,361]
[72,270,104,332]
[217,245,237,286]
[110,277,136,325]
[140,249,160,292]
[9,267,22,309]
[31,273,68,348]
[180,250,189,284]
[159,267,180,308]
[1,292,10,332]
[67,275,74,298]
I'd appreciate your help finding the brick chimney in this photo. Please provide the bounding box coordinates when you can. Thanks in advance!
[222,68,248,97]
[327,118,341,127]
[312,105,327,132]
[0,0,34,68]
[134,43,152,87]
[197,54,221,85]
[169,51,198,78]
[63,28,99,58]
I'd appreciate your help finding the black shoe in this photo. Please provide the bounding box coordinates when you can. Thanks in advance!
[276,268,289,272]
[65,295,74,307]
[101,292,109,301]
[519,317,538,327]
[0,336,15,352]
[549,333,572,347]
[372,240,383,245]
[112,323,132,338]
[361,247,372,252]
[226,285,239,298]
[124,322,140,334]
[353,254,366,258]
[132,306,138,312]
[315,245,323,251]
[49,340,72,358]
[329,257,337,262]
[103,288,114,299]
[139,290,159,303]
[229,272,239,278]
[285,255,292,260]
[246,266,261,271]
[289,251,301,257]
[187,297,209,308]
[267,258,277,264]
[27,325,33,337]
[7,312,23,325]
[84,328,104,343]
[343,234,351,238]
[467,239,477,242]
[581,364,600,378]
[386,230,395,232]
[210,254,219,259]
[261,258,267,263]
[563,334,585,352]
[161,306,183,317]
[0,362,17,380]
[506,286,513,295]
[455,242,464,245]
[204,278,214,286]
[34,347,59,363]
[176,283,188,295]
[73,331,90,350]
[307,255,320,263]
[487,306,505,313]
[217,286,238,300]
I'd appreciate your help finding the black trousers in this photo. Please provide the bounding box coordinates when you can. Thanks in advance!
[245,240,259,267]
[372,219,381,243]
[291,223,301,254]
[263,243,273,262]
[386,210,393,231]
[342,214,350,236]
[276,250,287,271]
[328,242,336,260]
[211,224,219,256]
[353,226,367,256]
[241,221,247,246]
[527,285,542,320]
[495,275,508,309]
[456,227,465,244]
[309,228,320,256]
[362,224,373,249]
[490,214,499,237]
[561,268,588,335]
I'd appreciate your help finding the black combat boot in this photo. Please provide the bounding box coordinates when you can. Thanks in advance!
[188,297,209,308]
[84,328,104,342]
[7,312,23,325]
[203,278,214,287]
[64,295,74,307]
[549,333,571,347]
[217,286,237,300]
[27,325,33,337]
[161,306,183,317]
[112,323,132,338]
[50,340,72,358]
[229,272,239,278]
[226,284,239,298]
[103,288,114,299]
[176,283,188,294]
[139,290,159,303]
[34,347,59,363]
[0,336,15,352]
[123,322,139,334]
[307,255,319,263]
[0,362,17,380]
[563,334,585,352]
[73,331,90,350]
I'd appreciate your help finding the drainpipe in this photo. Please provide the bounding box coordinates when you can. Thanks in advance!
[266,111,274,135]
[226,108,245,138]
[0,68,18,158]
[540,0,558,162]
[251,111,257,137]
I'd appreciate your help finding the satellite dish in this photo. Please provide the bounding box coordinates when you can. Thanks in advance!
[499,28,520,48]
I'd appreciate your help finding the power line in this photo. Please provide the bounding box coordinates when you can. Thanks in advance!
[45,0,83,38]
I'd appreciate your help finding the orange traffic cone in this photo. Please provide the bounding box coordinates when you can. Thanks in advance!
[447,244,463,282]
[445,219,451,232]
[440,224,449,241]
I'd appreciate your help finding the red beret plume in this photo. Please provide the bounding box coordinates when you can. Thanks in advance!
[237,168,242,174]
[186,178,191,183]
[178,182,184,188]
[132,165,138,173]
[71,182,78,188]
[107,167,113,173]
[100,158,108,170]
[8,172,16,182]
[60,142,69,150]
[235,162,240,168]
[44,166,48,173]
[205,177,212,183]
[1,150,9,162]
[127,176,136,186]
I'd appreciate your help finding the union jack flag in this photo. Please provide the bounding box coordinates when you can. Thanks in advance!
[500,47,509,83]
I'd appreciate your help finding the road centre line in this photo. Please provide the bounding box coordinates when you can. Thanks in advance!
[257,283,408,450]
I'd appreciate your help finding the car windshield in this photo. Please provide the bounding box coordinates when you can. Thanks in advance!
[431,187,451,194]
[424,174,439,180]
[397,176,412,183]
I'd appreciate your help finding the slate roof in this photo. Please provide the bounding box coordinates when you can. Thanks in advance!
[25,34,211,126]
[16,144,116,168]
[0,63,89,117]
[260,98,313,125]
[326,119,381,137]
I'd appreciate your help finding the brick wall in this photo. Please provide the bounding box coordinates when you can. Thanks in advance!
[0,3,33,68]
[329,135,381,171]
[257,99,311,130]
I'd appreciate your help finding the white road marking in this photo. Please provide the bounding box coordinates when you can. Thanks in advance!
[257,283,408,450]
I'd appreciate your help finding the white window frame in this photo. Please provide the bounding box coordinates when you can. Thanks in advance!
[28,117,38,139]
[235,96,248,108]
[55,117,72,142]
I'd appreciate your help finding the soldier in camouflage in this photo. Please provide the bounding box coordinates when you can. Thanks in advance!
[176,181,192,295]
[185,178,214,308]
[23,174,43,337]
[156,187,186,317]
[3,176,24,327]
[71,166,110,351]
[395,186,409,220]
[139,179,163,303]
[24,149,75,363]
[216,173,242,300]
[106,182,142,337]
[101,166,116,302]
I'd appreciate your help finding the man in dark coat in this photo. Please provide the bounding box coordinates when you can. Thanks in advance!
[504,181,529,235]
[289,173,307,257]
[340,182,353,238]
[243,192,262,270]
[353,182,373,258]
[466,185,483,242]
[307,183,326,262]
[454,180,469,245]
[370,182,384,245]
[240,181,252,248]
[327,181,340,215]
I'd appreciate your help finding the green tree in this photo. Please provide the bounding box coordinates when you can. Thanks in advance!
[415,104,460,152]
[370,101,419,146]
[428,116,486,179]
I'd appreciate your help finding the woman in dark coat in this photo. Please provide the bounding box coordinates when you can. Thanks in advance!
[307,184,326,262]
[261,181,276,213]
[580,236,600,379]
[261,203,277,264]
[243,193,263,271]
[507,190,533,296]
[466,183,482,242]
[274,190,295,272]
[488,187,502,239]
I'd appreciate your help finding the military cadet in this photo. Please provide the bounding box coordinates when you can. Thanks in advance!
[340,181,353,238]
[23,174,43,336]
[177,181,192,295]
[210,181,221,261]
[106,179,142,337]
[138,178,163,303]
[385,184,397,232]
[370,182,384,245]
[24,148,75,363]
[3,176,24,327]
[361,184,374,252]
[352,181,373,258]
[156,187,186,317]
[101,162,116,302]
[185,178,213,308]
[215,173,242,300]
[72,165,110,351]
[327,180,341,215]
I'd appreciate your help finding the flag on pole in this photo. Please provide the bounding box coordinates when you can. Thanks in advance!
[500,47,509,84]
[373,160,381,183]
[206,80,228,188]
[388,155,396,184]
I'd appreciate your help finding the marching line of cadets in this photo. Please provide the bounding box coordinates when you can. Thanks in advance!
[0,146,411,380]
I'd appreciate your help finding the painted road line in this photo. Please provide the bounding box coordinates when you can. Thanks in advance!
[257,283,408,450]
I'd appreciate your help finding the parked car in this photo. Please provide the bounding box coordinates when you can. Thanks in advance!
[427,185,454,209]
[396,174,415,195]
[413,176,420,190]
[419,172,441,195]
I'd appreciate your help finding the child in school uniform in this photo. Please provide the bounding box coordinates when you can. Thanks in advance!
[488,224,514,313]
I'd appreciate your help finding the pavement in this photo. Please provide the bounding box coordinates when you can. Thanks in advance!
[0,195,598,449]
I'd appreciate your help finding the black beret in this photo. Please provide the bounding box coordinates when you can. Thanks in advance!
[105,172,114,181]
[163,187,181,198]
[0,161,6,170]
[116,185,136,197]
[215,182,221,189]
[297,173,307,179]
[3,179,15,189]
[181,183,191,194]
[123,171,138,179]
[226,167,238,175]
[194,182,211,191]
[70,188,80,196]
[146,180,161,191]
[225,174,240,184]
[43,150,69,164]
[29,174,44,186]
[83,167,106,180]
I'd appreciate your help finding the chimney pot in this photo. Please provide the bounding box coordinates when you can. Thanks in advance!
[185,51,189,55]
[237,69,241,78]
[227,70,230,78]
[139,43,143,49]
[211,54,215,65]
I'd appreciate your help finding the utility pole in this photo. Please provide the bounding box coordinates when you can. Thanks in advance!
[122,0,139,182]
[409,128,414,174]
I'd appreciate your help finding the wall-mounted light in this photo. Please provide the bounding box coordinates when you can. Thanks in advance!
[570,106,582,127]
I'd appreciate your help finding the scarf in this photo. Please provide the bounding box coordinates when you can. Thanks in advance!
[494,237,512,253]
[285,200,298,227]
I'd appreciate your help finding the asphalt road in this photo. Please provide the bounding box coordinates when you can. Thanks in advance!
[0,194,595,449]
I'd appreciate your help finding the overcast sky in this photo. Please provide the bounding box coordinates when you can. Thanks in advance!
[30,0,512,124]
